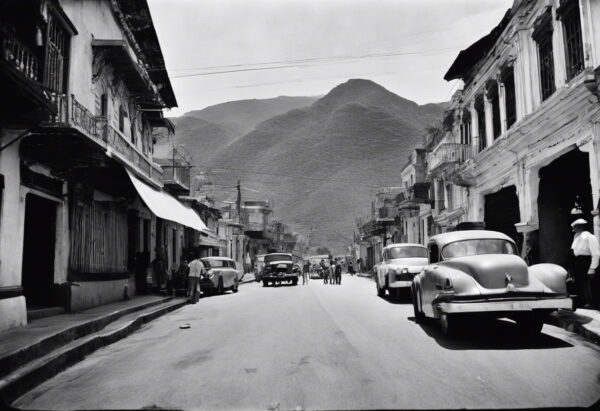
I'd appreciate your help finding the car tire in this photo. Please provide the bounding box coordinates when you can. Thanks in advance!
[217,278,224,295]
[376,279,385,297]
[292,278,298,286]
[440,312,457,337]
[232,281,239,293]
[263,280,268,287]
[412,285,424,323]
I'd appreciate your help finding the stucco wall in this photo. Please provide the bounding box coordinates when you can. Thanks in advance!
[0,297,27,330]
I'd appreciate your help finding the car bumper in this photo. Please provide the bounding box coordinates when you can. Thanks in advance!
[389,280,412,288]
[437,297,572,314]
[263,275,298,281]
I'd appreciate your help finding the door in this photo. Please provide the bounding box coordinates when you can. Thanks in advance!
[22,194,57,308]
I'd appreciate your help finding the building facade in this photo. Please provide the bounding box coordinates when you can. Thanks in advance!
[432,0,600,268]
[0,0,211,331]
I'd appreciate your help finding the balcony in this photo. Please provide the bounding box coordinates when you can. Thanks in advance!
[427,143,473,173]
[43,94,163,186]
[397,182,431,209]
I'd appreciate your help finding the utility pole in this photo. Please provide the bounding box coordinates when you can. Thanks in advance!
[236,180,241,224]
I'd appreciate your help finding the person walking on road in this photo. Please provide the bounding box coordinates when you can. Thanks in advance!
[188,251,203,304]
[348,260,355,276]
[569,219,600,309]
[321,259,329,284]
[335,260,342,284]
[302,260,310,285]
[329,259,336,285]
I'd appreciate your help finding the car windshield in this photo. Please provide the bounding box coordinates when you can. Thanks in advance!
[389,246,428,259]
[441,239,517,259]
[202,259,231,268]
[265,254,292,264]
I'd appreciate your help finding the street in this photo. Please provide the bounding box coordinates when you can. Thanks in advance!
[13,275,600,410]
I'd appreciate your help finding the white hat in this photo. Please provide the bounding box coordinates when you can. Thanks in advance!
[571,218,588,227]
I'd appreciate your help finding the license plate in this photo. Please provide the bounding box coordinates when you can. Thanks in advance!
[511,302,531,311]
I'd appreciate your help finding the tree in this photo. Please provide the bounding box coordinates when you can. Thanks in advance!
[316,246,331,255]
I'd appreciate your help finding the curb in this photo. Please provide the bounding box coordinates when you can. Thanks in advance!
[546,310,600,346]
[1,299,187,405]
[0,296,174,380]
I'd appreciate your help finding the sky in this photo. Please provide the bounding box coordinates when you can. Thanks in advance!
[147,0,514,117]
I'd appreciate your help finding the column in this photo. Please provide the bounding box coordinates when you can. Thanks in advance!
[469,101,478,152]
[498,74,508,135]
[484,93,494,148]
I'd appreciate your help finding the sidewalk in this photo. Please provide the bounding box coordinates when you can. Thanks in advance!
[548,308,600,345]
[240,272,256,284]
[0,295,187,404]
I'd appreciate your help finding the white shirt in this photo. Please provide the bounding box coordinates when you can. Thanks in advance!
[571,231,600,269]
[188,259,204,278]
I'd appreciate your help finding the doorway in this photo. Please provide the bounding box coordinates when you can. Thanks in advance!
[538,148,592,268]
[484,185,521,248]
[22,194,57,308]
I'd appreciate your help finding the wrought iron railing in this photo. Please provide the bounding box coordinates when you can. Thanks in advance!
[0,26,40,81]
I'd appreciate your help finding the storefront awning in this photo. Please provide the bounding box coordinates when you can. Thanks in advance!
[127,170,208,232]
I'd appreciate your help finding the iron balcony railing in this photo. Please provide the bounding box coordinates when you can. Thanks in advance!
[45,94,162,183]
[427,143,474,172]
[1,25,40,82]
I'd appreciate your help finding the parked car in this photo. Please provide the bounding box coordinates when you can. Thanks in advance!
[412,230,572,336]
[199,257,240,295]
[374,243,428,300]
[261,253,298,286]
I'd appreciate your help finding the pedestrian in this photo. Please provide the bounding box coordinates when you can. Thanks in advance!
[568,219,600,309]
[321,259,329,284]
[187,250,203,304]
[151,248,167,293]
[348,260,355,276]
[329,259,336,285]
[335,260,342,284]
[302,260,310,285]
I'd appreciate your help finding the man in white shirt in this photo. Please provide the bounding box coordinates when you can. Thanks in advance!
[188,251,203,304]
[569,219,600,309]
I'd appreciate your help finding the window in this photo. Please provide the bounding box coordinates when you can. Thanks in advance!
[533,10,555,101]
[475,95,486,152]
[502,67,517,129]
[487,82,501,139]
[558,1,584,81]
[172,228,177,264]
[441,239,517,259]
[43,11,70,93]
[388,246,427,259]
[460,109,471,146]
[100,94,108,116]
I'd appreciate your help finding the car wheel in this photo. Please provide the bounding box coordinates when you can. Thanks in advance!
[217,278,224,294]
[232,281,239,293]
[376,279,385,297]
[262,280,268,287]
[440,312,457,337]
[412,285,424,323]
[292,278,298,286]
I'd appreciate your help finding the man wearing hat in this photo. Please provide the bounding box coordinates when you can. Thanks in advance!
[569,219,600,308]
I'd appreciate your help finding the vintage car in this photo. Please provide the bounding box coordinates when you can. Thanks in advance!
[199,257,241,294]
[375,243,428,300]
[412,230,572,336]
[261,252,299,286]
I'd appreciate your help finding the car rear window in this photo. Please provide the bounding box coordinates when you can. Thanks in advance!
[441,239,517,259]
[265,254,292,264]
[202,259,230,268]
[389,246,428,259]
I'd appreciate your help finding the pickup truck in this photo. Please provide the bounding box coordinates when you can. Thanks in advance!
[261,252,299,286]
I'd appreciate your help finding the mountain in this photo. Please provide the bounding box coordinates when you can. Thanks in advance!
[153,96,319,163]
[200,79,446,253]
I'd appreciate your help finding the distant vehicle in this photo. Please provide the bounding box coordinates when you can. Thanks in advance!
[412,230,572,337]
[254,254,266,282]
[261,253,299,286]
[374,243,428,301]
[199,257,241,294]
[304,254,329,279]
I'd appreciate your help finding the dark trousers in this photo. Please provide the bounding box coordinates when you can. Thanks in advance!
[188,277,200,303]
[569,254,594,308]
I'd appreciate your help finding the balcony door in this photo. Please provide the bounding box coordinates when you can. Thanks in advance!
[43,12,69,93]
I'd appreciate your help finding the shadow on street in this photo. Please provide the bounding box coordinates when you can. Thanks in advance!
[408,317,573,351]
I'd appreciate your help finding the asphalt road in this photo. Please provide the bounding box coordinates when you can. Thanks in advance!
[13,275,600,410]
